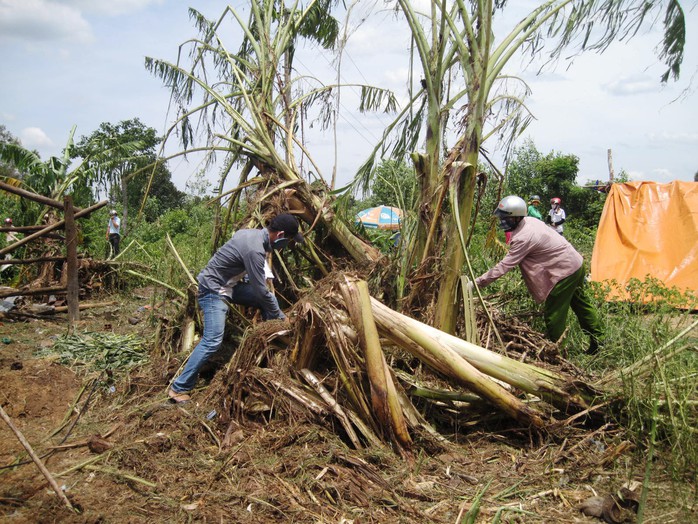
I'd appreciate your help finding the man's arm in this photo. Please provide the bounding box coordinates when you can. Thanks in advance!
[474,238,531,289]
[244,250,285,319]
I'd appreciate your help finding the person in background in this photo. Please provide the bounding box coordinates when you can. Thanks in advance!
[1,218,20,274]
[547,197,566,235]
[168,213,303,403]
[469,196,603,354]
[106,210,121,257]
[527,195,543,220]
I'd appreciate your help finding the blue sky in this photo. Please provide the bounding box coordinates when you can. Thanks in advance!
[1,0,697,193]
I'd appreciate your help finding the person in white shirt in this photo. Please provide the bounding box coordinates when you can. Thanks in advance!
[547,197,566,235]
[106,210,121,257]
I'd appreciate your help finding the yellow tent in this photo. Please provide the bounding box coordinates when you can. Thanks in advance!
[590,181,698,302]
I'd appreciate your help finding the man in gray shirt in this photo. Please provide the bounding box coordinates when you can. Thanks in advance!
[169,213,303,403]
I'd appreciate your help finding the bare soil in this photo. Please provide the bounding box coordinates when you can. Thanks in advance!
[0,291,694,523]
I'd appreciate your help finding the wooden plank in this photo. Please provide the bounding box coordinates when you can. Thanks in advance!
[0,286,67,299]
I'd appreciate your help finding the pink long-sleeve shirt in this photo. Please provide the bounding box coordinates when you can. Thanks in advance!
[474,217,583,303]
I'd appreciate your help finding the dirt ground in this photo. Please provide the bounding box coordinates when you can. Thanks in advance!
[0,291,694,523]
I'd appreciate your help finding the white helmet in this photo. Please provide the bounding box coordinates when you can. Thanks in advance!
[110,209,118,216]
[495,196,527,217]
[494,195,527,232]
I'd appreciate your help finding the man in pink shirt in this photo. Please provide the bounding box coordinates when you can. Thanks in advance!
[472,196,603,353]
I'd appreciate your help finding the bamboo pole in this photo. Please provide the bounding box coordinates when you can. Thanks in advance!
[0,225,61,233]
[0,256,69,265]
[0,404,74,511]
[0,285,67,299]
[51,301,118,313]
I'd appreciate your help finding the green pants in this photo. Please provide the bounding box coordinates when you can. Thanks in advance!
[544,266,603,346]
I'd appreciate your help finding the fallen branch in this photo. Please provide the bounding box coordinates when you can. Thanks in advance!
[0,286,67,299]
[40,301,119,314]
[47,424,122,450]
[0,404,74,511]
[166,233,197,286]
[123,269,186,298]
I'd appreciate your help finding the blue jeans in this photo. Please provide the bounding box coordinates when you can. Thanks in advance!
[171,288,229,393]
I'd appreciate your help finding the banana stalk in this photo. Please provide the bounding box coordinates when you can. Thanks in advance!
[371,297,594,413]
[340,277,412,448]
[370,296,547,428]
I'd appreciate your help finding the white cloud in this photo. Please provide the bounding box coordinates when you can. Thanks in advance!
[62,0,165,17]
[20,127,54,150]
[0,0,92,43]
[602,73,661,96]
[647,131,698,144]
[650,168,674,181]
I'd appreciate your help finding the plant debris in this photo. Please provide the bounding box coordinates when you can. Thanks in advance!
[36,331,148,372]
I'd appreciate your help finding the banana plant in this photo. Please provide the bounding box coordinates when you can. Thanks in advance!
[145,1,396,262]
[0,126,149,227]
[354,0,685,333]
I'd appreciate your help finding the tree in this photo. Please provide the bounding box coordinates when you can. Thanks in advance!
[365,159,417,210]
[504,139,606,228]
[356,0,686,333]
[146,1,393,260]
[0,126,96,219]
[126,161,185,222]
[72,118,162,234]
[0,125,21,180]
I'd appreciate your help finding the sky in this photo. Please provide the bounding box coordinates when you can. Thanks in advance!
[1,0,697,195]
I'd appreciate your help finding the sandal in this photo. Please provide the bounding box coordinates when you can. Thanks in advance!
[168,388,191,404]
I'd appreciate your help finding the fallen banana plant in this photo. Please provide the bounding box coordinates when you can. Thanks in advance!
[213,274,606,452]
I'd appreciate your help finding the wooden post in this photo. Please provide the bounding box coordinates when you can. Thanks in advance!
[607,149,615,182]
[64,196,79,327]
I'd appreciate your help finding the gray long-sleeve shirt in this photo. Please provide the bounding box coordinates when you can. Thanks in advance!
[475,217,583,303]
[197,228,284,319]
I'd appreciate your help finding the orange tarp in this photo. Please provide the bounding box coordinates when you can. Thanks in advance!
[590,181,698,300]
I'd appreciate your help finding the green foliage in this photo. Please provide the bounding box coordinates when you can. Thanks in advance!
[72,118,168,219]
[582,277,698,479]
[503,139,607,228]
[350,158,416,224]
[126,162,185,221]
[364,159,416,209]
[118,201,216,290]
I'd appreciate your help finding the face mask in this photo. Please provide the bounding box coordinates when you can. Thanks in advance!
[497,215,522,232]
[272,237,289,250]
[498,218,513,231]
